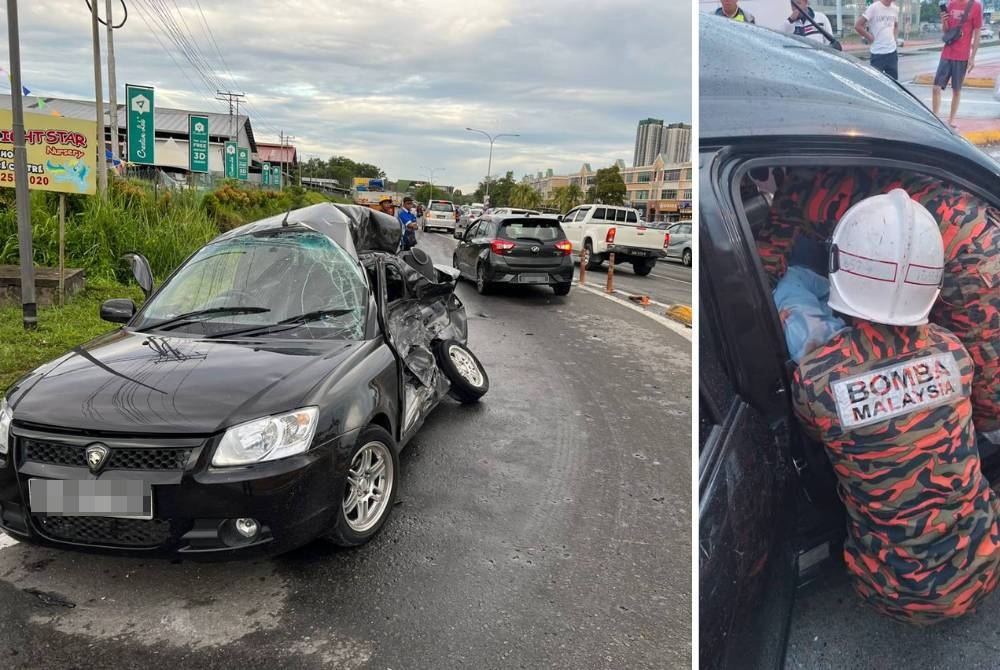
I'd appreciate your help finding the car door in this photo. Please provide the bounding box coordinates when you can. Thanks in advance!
[561,208,582,249]
[457,220,481,275]
[698,147,798,670]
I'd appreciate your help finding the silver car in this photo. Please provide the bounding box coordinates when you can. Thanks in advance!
[663,222,692,267]
[454,208,483,239]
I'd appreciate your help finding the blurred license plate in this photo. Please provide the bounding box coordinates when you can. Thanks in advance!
[631,250,650,257]
[29,479,152,519]
[519,274,548,284]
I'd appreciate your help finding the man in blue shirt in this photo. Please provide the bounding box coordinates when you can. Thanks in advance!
[398,196,419,251]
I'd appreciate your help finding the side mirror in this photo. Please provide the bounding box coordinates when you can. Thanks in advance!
[101,299,136,324]
[122,252,154,299]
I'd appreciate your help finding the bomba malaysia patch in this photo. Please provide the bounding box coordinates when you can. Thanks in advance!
[831,353,964,429]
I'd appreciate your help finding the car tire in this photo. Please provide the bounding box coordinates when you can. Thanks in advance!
[476,264,492,295]
[632,259,656,276]
[584,241,603,271]
[325,425,400,547]
[682,249,692,267]
[434,339,489,403]
[553,283,571,296]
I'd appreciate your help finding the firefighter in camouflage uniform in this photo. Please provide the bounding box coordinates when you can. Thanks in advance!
[756,166,1000,442]
[779,190,1000,625]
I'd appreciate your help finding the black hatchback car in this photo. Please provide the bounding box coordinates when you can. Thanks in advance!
[0,203,489,559]
[699,15,1000,670]
[452,214,574,295]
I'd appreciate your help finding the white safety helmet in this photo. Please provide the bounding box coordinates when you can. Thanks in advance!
[828,188,944,326]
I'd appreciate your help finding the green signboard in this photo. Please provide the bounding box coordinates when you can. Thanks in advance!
[262,161,271,186]
[224,141,238,179]
[126,84,155,165]
[189,115,209,173]
[272,165,281,189]
[237,147,249,181]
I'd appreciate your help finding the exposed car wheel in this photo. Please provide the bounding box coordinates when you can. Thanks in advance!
[553,283,571,296]
[682,249,692,267]
[434,339,489,403]
[326,425,399,547]
[583,241,603,271]
[632,259,656,276]
[476,264,492,295]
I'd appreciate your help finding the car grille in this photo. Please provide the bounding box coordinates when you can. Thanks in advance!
[22,439,192,471]
[35,516,171,547]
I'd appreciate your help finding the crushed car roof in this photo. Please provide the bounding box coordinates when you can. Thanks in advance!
[213,203,403,257]
[699,14,964,150]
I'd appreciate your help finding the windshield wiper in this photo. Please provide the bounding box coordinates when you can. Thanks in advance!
[143,307,271,332]
[204,308,356,339]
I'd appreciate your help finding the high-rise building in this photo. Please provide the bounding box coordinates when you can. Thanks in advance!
[633,118,665,167]
[662,123,691,164]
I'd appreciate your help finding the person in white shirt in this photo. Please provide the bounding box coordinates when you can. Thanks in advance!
[784,0,833,44]
[855,0,900,80]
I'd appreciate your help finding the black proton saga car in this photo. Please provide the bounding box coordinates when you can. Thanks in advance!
[699,14,1000,670]
[0,203,489,558]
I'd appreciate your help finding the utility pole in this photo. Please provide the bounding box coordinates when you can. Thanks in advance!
[419,166,444,203]
[216,90,246,142]
[465,128,519,207]
[7,0,36,329]
[91,0,107,195]
[106,0,118,166]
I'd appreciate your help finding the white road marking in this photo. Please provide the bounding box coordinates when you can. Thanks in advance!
[650,271,692,284]
[0,531,18,550]
[577,284,692,342]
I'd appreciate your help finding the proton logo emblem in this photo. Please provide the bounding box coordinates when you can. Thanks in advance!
[531,246,540,253]
[85,443,110,473]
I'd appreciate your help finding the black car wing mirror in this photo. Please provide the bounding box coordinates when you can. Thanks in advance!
[122,252,154,299]
[100,298,136,324]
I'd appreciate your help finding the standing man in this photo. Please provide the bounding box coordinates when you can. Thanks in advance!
[398,196,419,251]
[378,196,395,217]
[784,0,833,43]
[715,0,755,23]
[934,0,982,127]
[855,0,900,80]
[778,190,1000,624]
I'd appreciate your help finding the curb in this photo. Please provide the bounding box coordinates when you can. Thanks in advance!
[576,284,693,341]
[665,304,692,327]
[961,128,1000,145]
[913,73,995,88]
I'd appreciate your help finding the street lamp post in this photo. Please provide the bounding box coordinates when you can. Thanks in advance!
[465,127,519,207]
[420,165,445,203]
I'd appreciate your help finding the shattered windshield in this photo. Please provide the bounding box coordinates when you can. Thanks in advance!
[132,229,369,340]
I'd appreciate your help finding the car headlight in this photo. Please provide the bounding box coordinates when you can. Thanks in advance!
[212,407,318,467]
[0,397,11,456]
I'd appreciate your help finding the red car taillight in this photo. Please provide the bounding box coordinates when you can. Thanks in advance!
[663,232,670,248]
[490,239,516,255]
[606,227,616,244]
[555,240,572,256]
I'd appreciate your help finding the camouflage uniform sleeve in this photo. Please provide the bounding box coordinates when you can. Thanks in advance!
[790,368,824,443]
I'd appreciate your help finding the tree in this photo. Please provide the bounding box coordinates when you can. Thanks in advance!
[510,183,543,209]
[550,184,584,213]
[299,155,386,187]
[592,165,626,205]
[474,171,517,207]
[414,184,451,203]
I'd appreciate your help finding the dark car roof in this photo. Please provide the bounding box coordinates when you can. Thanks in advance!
[699,14,966,151]
[212,203,361,258]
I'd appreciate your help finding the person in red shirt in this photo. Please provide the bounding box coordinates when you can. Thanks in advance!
[933,0,983,126]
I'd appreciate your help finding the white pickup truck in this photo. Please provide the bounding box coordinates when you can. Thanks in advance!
[559,204,668,276]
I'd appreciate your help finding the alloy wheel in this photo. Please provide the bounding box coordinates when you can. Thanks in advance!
[343,441,394,533]
[448,344,484,387]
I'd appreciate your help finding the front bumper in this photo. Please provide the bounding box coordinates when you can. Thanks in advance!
[0,425,361,560]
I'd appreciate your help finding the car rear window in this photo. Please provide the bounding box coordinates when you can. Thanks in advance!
[430,203,454,212]
[499,220,563,242]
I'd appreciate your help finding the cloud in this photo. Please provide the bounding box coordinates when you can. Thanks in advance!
[5,0,691,191]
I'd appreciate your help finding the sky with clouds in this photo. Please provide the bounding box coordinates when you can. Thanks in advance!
[2,0,692,192]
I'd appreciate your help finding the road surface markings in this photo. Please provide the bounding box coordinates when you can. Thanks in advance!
[0,532,17,550]
[577,284,692,341]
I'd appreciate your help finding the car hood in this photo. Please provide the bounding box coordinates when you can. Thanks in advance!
[8,329,360,435]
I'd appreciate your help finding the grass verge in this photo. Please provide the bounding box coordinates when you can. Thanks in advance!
[0,279,142,391]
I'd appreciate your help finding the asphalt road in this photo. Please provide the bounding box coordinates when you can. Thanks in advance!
[0,234,692,669]
[591,258,692,309]
[901,42,1000,120]
[786,558,1000,669]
